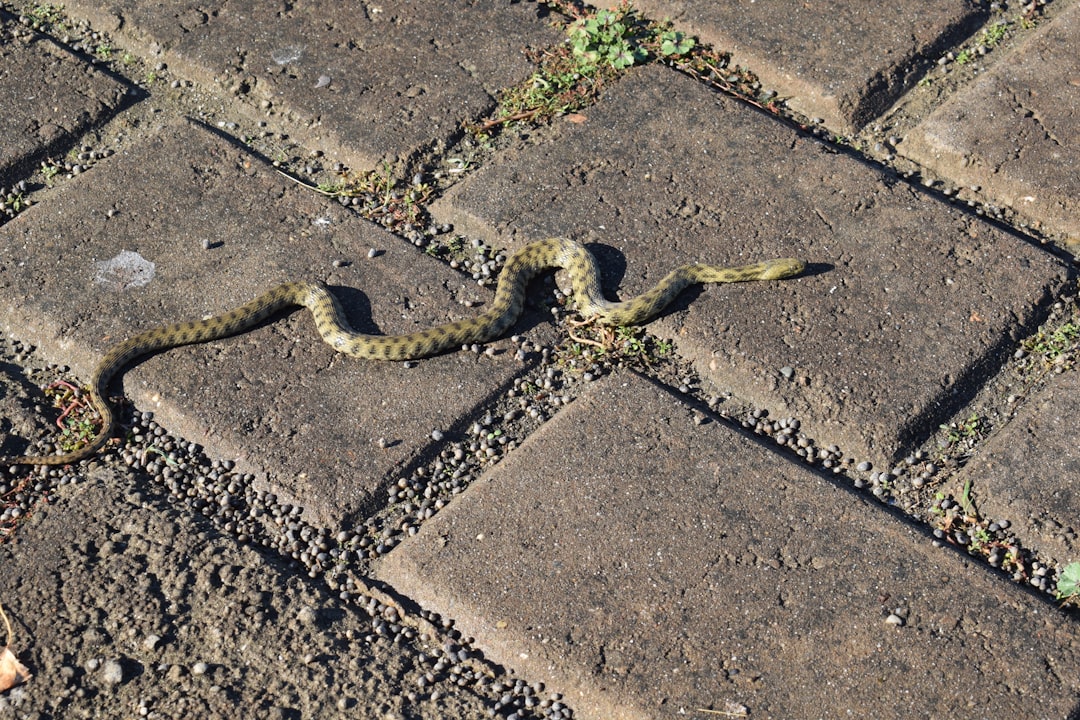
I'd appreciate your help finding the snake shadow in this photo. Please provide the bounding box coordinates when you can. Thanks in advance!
[318,285,382,335]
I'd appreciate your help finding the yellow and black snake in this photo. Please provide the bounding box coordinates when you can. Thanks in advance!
[0,238,804,466]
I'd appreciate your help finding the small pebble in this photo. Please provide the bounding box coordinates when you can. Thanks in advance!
[100,659,124,686]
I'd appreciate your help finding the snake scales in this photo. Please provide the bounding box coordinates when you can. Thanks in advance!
[0,238,804,466]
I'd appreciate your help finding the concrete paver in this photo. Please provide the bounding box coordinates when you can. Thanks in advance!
[2,0,1080,717]
[902,2,1080,243]
[378,371,1080,720]
[0,119,547,526]
[431,64,1070,467]
[633,0,985,133]
[957,369,1080,568]
[0,17,130,182]
[60,0,560,167]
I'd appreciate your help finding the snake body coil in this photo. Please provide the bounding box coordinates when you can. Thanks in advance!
[1,238,803,466]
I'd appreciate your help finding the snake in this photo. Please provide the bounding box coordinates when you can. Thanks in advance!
[0,238,804,467]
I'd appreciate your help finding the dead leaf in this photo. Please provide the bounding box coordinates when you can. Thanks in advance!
[0,603,31,692]
[0,647,31,692]
[565,113,588,124]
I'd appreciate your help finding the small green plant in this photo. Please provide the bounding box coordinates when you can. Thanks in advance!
[277,161,432,229]
[1023,320,1080,364]
[25,3,69,33]
[941,412,982,445]
[615,325,647,355]
[475,2,695,132]
[35,381,102,453]
[94,43,113,60]
[445,157,471,175]
[1057,562,1080,606]
[949,20,1011,66]
[608,325,672,365]
[658,30,694,57]
[315,180,344,195]
[957,477,977,517]
[983,21,1009,46]
[40,162,60,185]
[30,3,61,21]
[141,445,180,468]
[554,319,673,373]
[2,192,26,214]
[967,525,993,552]
[423,235,464,261]
[567,8,647,70]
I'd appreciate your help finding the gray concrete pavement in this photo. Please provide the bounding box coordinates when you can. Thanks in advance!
[0,117,551,525]
[430,62,1070,468]
[379,371,1080,719]
[0,17,129,180]
[902,0,1080,243]
[1,1,1078,718]
[632,0,987,133]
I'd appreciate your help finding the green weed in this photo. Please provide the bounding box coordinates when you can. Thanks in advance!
[557,323,673,371]
[476,2,695,132]
[1022,321,1080,365]
[953,20,1012,66]
[1057,562,1080,606]
[277,161,432,229]
[940,412,983,446]
[24,3,69,33]
[567,8,647,70]
[2,191,26,215]
[982,21,1009,47]
[40,162,60,185]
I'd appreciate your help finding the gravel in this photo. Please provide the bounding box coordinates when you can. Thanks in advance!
[0,337,575,719]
